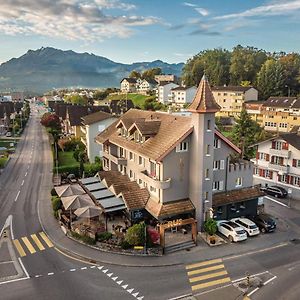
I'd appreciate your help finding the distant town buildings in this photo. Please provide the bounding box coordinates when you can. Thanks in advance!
[168,86,197,107]
[120,78,157,94]
[211,86,258,118]
[156,81,179,104]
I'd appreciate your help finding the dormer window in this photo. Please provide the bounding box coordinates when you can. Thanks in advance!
[121,127,127,137]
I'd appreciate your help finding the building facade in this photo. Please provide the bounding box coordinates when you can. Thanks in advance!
[81,112,116,163]
[96,76,261,230]
[168,86,197,107]
[251,132,300,198]
[156,82,179,104]
[261,97,300,133]
[211,86,258,118]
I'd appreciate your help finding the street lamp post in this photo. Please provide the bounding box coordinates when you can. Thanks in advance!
[285,85,291,97]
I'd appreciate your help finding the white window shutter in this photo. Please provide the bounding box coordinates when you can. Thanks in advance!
[220,160,225,170]
[219,181,224,191]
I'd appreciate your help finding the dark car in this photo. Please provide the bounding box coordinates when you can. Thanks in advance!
[250,214,277,233]
[261,185,288,198]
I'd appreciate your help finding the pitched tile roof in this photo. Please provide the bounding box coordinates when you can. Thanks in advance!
[145,198,195,220]
[188,75,220,113]
[212,185,264,207]
[262,97,299,108]
[81,111,113,125]
[211,86,254,92]
[129,120,161,136]
[96,109,193,161]
[120,77,137,84]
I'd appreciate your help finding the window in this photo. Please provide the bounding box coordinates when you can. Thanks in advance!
[205,169,210,179]
[139,156,143,165]
[236,177,242,187]
[176,141,188,152]
[213,181,224,191]
[214,138,221,149]
[150,161,156,177]
[119,147,125,157]
[138,179,143,185]
[204,191,208,200]
[150,186,156,193]
[206,144,210,156]
[129,152,134,161]
[207,119,211,130]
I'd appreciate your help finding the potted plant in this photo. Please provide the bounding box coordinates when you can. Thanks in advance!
[203,218,217,245]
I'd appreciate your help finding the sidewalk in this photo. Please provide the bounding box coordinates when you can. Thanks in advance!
[38,178,300,267]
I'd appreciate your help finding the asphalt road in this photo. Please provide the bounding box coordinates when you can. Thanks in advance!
[0,105,300,300]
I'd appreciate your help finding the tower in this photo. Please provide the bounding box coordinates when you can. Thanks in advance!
[188,75,220,231]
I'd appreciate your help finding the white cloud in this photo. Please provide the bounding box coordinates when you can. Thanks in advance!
[195,7,209,16]
[214,0,300,20]
[183,2,197,7]
[0,0,160,42]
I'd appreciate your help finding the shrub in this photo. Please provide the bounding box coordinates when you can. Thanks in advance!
[84,163,102,177]
[120,240,132,250]
[203,218,217,236]
[125,222,146,246]
[97,232,112,242]
[71,231,96,245]
[56,165,80,177]
[51,196,62,211]
[51,188,58,196]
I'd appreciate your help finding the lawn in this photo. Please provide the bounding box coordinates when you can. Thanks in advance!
[58,151,79,167]
[105,93,154,109]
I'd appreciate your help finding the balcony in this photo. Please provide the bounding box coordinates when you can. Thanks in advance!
[268,163,289,173]
[140,170,171,189]
[269,148,291,158]
[110,153,127,166]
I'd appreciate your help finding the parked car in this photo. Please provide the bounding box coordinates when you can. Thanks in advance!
[249,214,277,233]
[261,185,288,198]
[231,217,260,236]
[217,220,247,242]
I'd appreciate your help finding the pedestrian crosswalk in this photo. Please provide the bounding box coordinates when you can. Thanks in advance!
[13,232,53,257]
[186,258,231,292]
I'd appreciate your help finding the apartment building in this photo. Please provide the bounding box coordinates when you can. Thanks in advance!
[168,86,197,107]
[96,76,261,230]
[251,131,300,197]
[81,111,116,163]
[156,81,179,104]
[261,97,300,132]
[245,101,264,124]
[120,78,139,93]
[211,86,258,117]
[120,78,156,94]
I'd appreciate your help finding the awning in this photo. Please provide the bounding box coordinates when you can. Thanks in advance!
[96,197,126,212]
[85,182,106,192]
[79,177,99,185]
[92,189,115,200]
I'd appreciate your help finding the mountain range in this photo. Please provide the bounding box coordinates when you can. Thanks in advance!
[0,47,184,93]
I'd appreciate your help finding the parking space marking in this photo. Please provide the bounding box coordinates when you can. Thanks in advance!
[264,196,289,208]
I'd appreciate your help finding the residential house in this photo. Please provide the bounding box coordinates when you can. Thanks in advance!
[261,97,300,132]
[211,86,258,117]
[0,102,24,135]
[137,79,157,95]
[155,74,178,84]
[251,130,300,198]
[168,86,197,107]
[81,111,116,162]
[63,105,110,137]
[96,76,261,230]
[120,78,138,93]
[156,81,179,104]
[245,101,264,124]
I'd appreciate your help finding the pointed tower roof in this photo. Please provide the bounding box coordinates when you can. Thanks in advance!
[188,74,220,113]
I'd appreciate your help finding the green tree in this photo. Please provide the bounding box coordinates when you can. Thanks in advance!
[203,219,217,236]
[256,59,285,100]
[125,222,146,246]
[141,68,162,82]
[182,48,231,87]
[232,109,263,159]
[230,45,267,85]
[129,70,141,79]
[65,94,88,106]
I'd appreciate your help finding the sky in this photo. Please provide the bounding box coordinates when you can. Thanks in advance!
[0,0,300,64]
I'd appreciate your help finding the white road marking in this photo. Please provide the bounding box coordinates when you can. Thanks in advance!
[47,272,54,276]
[223,243,289,261]
[70,269,76,272]
[98,266,103,270]
[263,275,277,285]
[264,196,290,208]
[90,266,96,269]
[194,283,232,297]
[14,190,20,202]
[25,172,28,177]
[232,271,270,283]
[117,280,123,285]
[21,180,25,186]
[81,267,87,270]
[127,288,134,293]
[132,292,139,297]
[0,277,29,286]
[122,284,128,289]
[137,297,144,300]
[35,275,42,278]
[112,276,118,281]
[18,257,30,279]
[102,269,108,273]
[107,273,113,277]
[247,287,260,297]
